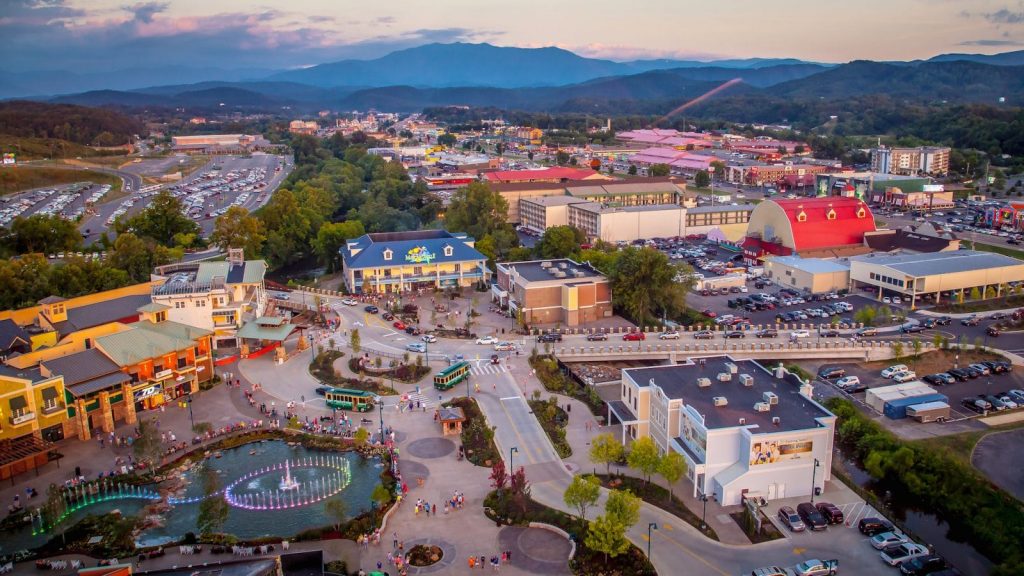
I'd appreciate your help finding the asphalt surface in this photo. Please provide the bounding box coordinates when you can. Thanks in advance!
[972,428,1024,501]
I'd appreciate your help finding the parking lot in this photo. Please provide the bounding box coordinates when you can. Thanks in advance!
[0,181,114,227]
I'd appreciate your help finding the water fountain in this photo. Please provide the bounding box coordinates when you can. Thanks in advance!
[279,460,300,491]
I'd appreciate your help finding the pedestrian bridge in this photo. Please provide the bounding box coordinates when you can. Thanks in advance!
[553,339,926,363]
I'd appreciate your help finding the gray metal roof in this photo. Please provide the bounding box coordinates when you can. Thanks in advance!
[66,371,130,398]
[850,250,1024,277]
[500,259,606,283]
[51,294,152,335]
[768,256,850,274]
[41,348,123,387]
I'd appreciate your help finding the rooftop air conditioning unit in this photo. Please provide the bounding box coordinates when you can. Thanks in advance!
[739,374,754,387]
[772,417,781,426]
[725,362,738,374]
[559,262,569,269]
[713,396,728,407]
[697,377,712,388]
[763,391,779,405]
[754,402,771,412]
[540,261,552,268]
[717,372,732,382]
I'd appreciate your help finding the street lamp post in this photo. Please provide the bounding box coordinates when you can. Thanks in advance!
[647,522,658,560]
[185,394,195,430]
[810,457,821,503]
[510,446,519,473]
[374,396,385,445]
[699,491,708,531]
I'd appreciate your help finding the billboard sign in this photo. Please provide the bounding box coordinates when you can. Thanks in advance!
[749,438,813,466]
[922,184,945,192]
[682,413,707,460]
[2,153,14,165]
[405,246,436,264]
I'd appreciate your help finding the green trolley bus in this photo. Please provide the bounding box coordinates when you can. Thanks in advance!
[434,361,471,390]
[325,388,374,412]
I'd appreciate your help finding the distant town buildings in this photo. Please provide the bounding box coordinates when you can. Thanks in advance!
[170,134,270,154]
[870,146,950,177]
[288,120,319,135]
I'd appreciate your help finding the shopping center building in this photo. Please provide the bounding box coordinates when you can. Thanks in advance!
[340,230,490,294]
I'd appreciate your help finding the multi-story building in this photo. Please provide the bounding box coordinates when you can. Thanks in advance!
[568,203,687,243]
[340,230,490,294]
[494,259,611,326]
[609,356,836,505]
[288,120,319,135]
[150,249,269,349]
[518,196,590,233]
[871,146,950,176]
[0,365,68,443]
[684,205,754,241]
[490,177,690,224]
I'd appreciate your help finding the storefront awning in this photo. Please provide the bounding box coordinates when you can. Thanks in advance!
[237,320,296,342]
[66,372,130,398]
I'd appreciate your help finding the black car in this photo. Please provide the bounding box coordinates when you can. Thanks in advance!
[537,333,563,343]
[899,554,948,576]
[858,517,895,536]
[922,373,955,386]
[963,366,982,379]
[820,329,841,338]
[755,328,778,338]
[796,502,828,531]
[382,311,395,321]
[817,366,846,380]
[990,312,1008,320]
[815,502,845,524]
[901,323,926,334]
[920,318,937,329]
[983,360,1011,373]
[946,368,970,382]
[364,305,379,313]
[723,330,746,339]
[961,316,980,326]
[934,316,952,326]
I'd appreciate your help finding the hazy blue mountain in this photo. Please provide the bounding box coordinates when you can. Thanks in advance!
[927,50,1024,66]
[269,42,818,88]
[0,66,278,100]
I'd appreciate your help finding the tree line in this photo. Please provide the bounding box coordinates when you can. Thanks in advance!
[0,101,143,146]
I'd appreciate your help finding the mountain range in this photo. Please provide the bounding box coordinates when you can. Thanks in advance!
[8,43,1024,114]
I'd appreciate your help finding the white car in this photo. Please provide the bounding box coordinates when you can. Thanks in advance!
[892,371,917,383]
[882,297,892,304]
[421,334,437,344]
[998,396,1019,409]
[341,298,358,306]
[739,285,748,293]
[405,342,427,353]
[881,364,909,378]
[892,296,902,305]
[494,342,515,351]
[870,531,909,550]
[790,330,811,338]
[836,375,861,388]
[880,542,929,566]
[659,331,681,340]
[476,336,498,345]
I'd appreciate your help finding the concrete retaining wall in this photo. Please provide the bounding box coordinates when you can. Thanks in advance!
[554,340,934,363]
[528,522,576,561]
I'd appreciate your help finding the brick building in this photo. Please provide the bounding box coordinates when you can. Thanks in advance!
[494,259,611,326]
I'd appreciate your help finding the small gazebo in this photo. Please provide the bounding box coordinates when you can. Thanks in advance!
[438,406,466,436]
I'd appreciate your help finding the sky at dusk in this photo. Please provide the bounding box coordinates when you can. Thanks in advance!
[3,0,1024,72]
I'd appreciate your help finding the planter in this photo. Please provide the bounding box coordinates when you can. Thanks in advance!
[407,544,443,567]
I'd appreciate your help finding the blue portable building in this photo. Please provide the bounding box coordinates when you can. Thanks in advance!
[884,393,949,419]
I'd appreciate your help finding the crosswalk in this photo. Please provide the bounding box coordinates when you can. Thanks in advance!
[401,392,434,409]
[470,363,508,376]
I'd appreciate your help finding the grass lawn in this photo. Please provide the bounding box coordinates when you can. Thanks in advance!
[0,136,110,161]
[962,239,1024,260]
[596,474,719,541]
[0,166,122,195]
[913,419,1024,467]
[933,292,1024,314]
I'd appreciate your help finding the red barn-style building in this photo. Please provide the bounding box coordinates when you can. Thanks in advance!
[742,197,876,263]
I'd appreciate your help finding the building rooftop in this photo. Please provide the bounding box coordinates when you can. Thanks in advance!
[570,202,683,215]
[0,364,46,383]
[498,259,606,283]
[342,230,487,270]
[41,348,123,387]
[625,356,832,432]
[521,196,589,207]
[94,320,210,367]
[767,256,850,274]
[850,250,1024,276]
[687,205,755,214]
[566,178,685,199]
[195,259,267,286]
[48,294,152,336]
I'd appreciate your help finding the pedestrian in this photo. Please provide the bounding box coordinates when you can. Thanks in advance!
[480,556,485,570]
[431,503,437,516]
[393,532,398,549]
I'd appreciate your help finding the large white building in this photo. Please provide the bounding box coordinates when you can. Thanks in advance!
[150,249,269,349]
[609,356,836,505]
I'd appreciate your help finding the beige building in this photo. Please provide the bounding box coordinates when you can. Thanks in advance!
[494,259,611,326]
[518,196,589,233]
[871,146,950,176]
[849,250,1024,308]
[568,203,687,243]
[764,256,851,294]
[491,177,690,224]
[685,205,754,242]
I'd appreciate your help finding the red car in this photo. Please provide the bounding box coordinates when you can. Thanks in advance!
[393,321,406,330]
[622,332,646,341]
[701,309,717,318]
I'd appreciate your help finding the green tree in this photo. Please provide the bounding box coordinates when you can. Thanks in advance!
[710,160,727,180]
[993,168,1007,190]
[197,462,229,536]
[854,305,877,327]
[555,150,570,165]
[10,214,82,255]
[628,164,638,175]
[649,163,670,177]
[132,418,163,467]
[371,483,392,510]
[605,488,641,529]
[892,340,905,363]
[353,427,369,446]
[626,436,660,487]
[444,182,516,255]
[970,286,982,300]
[563,474,601,524]
[350,328,361,354]
[437,133,457,147]
[211,206,266,257]
[911,338,923,361]
[585,513,631,562]
[121,190,199,246]
[656,452,687,503]
[313,220,365,271]
[694,170,710,188]
[610,247,689,326]
[109,232,159,283]
[933,332,944,350]
[589,433,625,475]
[325,497,348,530]
[536,225,585,259]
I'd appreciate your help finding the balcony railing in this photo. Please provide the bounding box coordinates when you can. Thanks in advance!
[41,402,64,416]
[9,412,36,426]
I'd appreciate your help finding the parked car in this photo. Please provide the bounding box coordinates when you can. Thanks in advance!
[724,330,746,339]
[961,316,980,326]
[982,360,1010,373]
[984,394,1007,410]
[755,328,778,338]
[623,332,646,341]
[899,554,948,576]
[893,371,918,383]
[901,323,926,334]
[859,517,895,536]
[382,312,395,321]
[796,502,828,531]
[818,366,846,379]
[855,327,878,337]
[1008,389,1024,403]
[946,368,970,382]
[934,316,952,326]
[476,336,498,345]
[364,305,379,313]
[694,330,715,340]
[922,373,955,386]
[881,543,930,567]
[871,531,909,550]
[881,364,910,378]
[777,506,806,532]
[586,333,608,341]
[961,397,991,414]
[790,330,811,339]
[405,342,427,353]
[537,333,562,343]
[659,331,681,340]
[837,378,867,393]
[392,321,407,330]
[969,363,991,376]
[815,502,844,524]
[793,559,839,576]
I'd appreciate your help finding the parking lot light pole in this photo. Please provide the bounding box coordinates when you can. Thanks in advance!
[510,446,519,473]
[699,491,709,530]
[647,522,658,559]
[810,457,821,503]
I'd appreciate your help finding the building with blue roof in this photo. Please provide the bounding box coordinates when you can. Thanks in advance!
[341,230,490,294]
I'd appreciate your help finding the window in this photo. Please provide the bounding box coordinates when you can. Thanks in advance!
[156,311,167,322]
[414,266,422,276]
[42,388,59,411]
[443,245,453,257]
[857,207,867,218]
[177,357,188,369]
[197,300,206,307]
[9,396,27,418]
[796,210,807,222]
[154,364,163,373]
[175,301,186,309]
[130,372,140,384]
[383,249,393,261]
[826,208,837,220]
